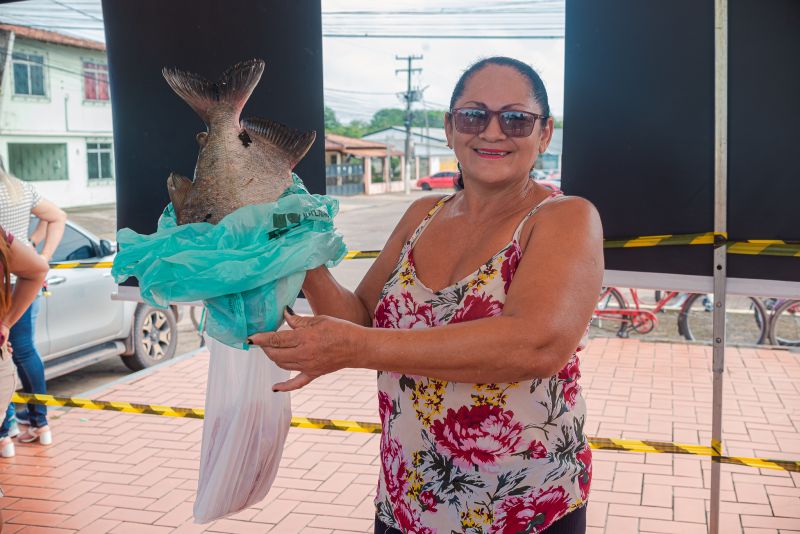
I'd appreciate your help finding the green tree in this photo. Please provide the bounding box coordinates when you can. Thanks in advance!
[338,120,369,138]
[324,107,448,139]
[367,108,447,132]
[415,109,447,129]
[369,108,407,131]
[324,106,341,131]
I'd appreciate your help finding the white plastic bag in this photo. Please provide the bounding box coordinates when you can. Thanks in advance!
[193,335,291,523]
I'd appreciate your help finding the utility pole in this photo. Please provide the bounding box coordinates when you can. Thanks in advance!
[396,54,422,195]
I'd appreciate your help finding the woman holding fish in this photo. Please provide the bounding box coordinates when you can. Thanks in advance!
[252,57,603,534]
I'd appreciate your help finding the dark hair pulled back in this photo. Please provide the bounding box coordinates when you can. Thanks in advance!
[450,57,550,190]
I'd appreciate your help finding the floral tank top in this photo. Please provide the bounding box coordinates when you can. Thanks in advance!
[373,193,591,534]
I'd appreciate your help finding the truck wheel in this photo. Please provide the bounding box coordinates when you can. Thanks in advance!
[121,305,178,371]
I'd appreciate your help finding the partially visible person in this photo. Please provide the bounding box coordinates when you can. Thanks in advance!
[0,225,48,528]
[0,162,66,453]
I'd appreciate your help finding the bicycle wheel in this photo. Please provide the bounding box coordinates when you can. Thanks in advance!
[592,287,628,338]
[768,299,800,346]
[678,294,768,344]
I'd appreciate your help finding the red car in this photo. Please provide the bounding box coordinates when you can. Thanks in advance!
[536,178,562,192]
[416,171,458,190]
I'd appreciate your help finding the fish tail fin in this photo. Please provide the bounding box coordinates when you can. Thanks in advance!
[162,59,265,124]
[242,118,316,169]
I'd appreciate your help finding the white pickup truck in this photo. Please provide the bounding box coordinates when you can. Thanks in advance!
[33,218,180,379]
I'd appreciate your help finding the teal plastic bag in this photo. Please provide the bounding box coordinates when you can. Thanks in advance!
[112,174,347,348]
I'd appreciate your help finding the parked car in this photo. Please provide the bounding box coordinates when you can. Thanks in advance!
[416,171,458,190]
[536,178,562,192]
[531,169,561,181]
[30,218,180,379]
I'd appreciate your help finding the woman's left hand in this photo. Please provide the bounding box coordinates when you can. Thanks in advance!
[249,310,365,392]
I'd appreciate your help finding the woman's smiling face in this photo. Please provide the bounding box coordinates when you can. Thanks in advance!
[446,64,551,189]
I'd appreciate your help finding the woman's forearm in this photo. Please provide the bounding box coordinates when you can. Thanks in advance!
[40,220,66,261]
[359,316,575,383]
[303,266,372,326]
[3,278,42,328]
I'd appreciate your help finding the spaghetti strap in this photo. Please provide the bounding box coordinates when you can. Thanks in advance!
[512,191,563,242]
[407,194,455,247]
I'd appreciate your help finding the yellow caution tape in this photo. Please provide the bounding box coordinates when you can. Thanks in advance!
[12,392,799,472]
[727,240,800,257]
[48,233,799,270]
[13,392,205,419]
[343,250,380,260]
[51,261,114,269]
[605,232,718,249]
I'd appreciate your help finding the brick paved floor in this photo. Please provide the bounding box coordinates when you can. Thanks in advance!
[0,338,798,533]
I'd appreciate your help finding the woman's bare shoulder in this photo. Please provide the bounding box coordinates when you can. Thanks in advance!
[519,194,602,248]
[396,194,451,239]
[540,194,599,223]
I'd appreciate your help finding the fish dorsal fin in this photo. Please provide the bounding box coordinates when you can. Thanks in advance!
[167,172,193,215]
[242,118,316,169]
[163,59,265,124]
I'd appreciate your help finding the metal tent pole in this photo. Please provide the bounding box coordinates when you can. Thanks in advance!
[710,0,728,532]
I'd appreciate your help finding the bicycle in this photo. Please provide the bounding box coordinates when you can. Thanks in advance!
[593,287,769,344]
[189,304,207,345]
[765,298,800,346]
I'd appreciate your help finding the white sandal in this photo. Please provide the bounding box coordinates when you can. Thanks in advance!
[0,436,14,458]
[18,425,52,445]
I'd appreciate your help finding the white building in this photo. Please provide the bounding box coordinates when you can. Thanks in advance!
[0,23,114,207]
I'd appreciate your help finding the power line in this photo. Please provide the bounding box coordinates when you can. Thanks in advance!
[422,100,449,109]
[0,47,108,83]
[325,87,398,96]
[49,0,103,22]
[323,34,563,39]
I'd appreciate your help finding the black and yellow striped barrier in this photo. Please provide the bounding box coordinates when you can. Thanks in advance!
[343,250,380,260]
[727,239,800,258]
[48,233,800,270]
[603,232,718,249]
[51,261,114,269]
[12,392,799,473]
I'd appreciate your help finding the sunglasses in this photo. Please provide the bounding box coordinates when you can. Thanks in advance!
[449,107,547,138]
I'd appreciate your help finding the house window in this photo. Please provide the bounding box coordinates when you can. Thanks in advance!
[8,143,68,181]
[12,52,46,96]
[87,142,113,180]
[83,61,109,101]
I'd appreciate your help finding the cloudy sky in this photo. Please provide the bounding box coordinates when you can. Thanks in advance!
[0,0,566,122]
[322,35,565,123]
[321,0,565,122]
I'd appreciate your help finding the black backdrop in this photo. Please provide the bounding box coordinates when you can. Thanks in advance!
[563,0,800,284]
[103,0,798,285]
[102,0,325,240]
